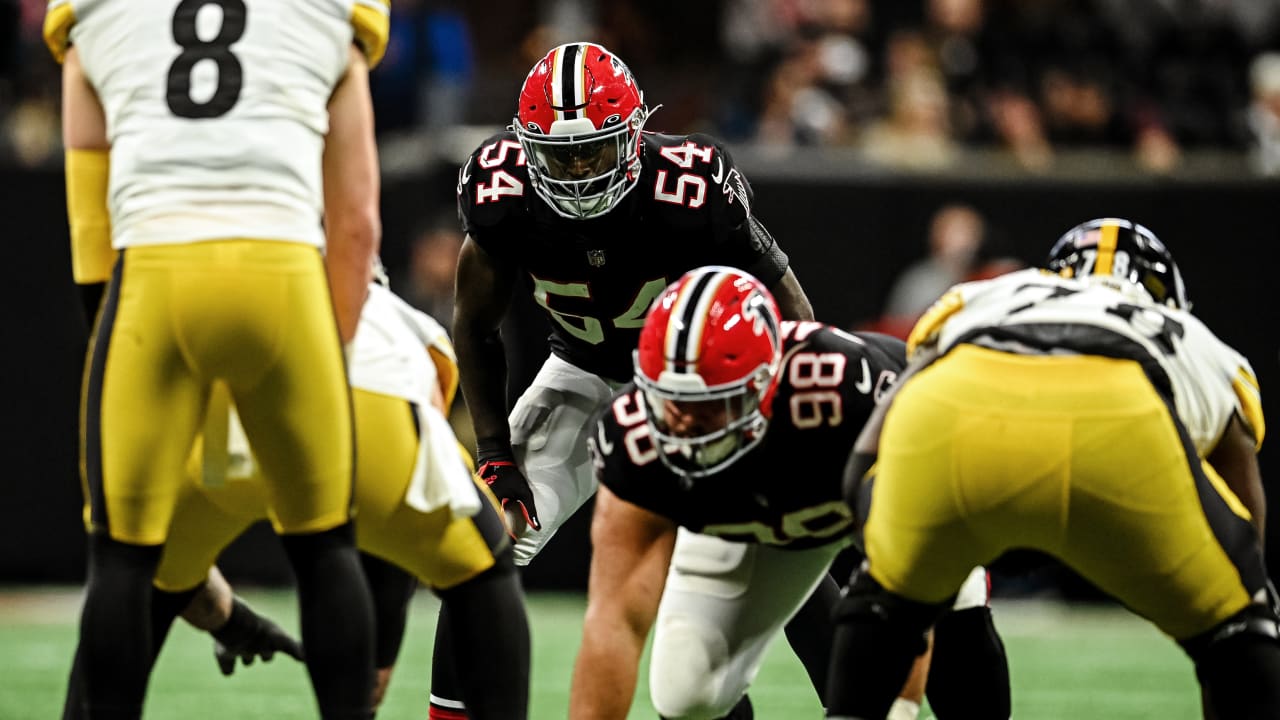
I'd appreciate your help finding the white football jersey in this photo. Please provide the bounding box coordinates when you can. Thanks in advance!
[908,268,1264,455]
[44,0,389,249]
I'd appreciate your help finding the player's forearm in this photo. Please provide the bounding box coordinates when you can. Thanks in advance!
[62,48,116,286]
[455,329,512,447]
[1208,418,1267,542]
[325,218,378,343]
[180,567,234,632]
[568,618,647,720]
[323,44,380,344]
[771,268,815,321]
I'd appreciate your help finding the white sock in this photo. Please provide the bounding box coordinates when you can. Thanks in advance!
[887,698,922,720]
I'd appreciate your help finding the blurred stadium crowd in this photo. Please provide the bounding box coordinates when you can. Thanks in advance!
[6,0,1280,174]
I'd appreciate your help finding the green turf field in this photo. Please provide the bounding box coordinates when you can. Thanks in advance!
[0,587,1201,719]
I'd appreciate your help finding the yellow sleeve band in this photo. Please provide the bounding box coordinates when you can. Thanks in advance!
[1232,369,1265,450]
[43,0,77,64]
[350,0,391,69]
[905,287,965,358]
[65,147,116,285]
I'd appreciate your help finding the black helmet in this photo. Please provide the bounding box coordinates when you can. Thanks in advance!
[1046,218,1189,310]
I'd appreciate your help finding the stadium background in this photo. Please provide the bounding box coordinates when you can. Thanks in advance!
[1,0,1278,600]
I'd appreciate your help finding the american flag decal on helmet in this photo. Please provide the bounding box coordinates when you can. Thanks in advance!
[551,43,591,121]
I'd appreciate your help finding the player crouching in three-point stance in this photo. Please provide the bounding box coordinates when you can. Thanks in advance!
[570,266,1010,720]
[829,218,1280,719]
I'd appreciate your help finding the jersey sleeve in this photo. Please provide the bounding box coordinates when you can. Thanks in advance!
[349,0,390,68]
[1214,343,1265,450]
[1231,361,1265,449]
[456,131,525,251]
[692,135,790,286]
[43,0,78,64]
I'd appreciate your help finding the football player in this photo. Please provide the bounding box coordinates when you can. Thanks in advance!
[440,41,824,717]
[829,219,1279,719]
[62,277,530,720]
[569,266,1011,720]
[47,0,386,716]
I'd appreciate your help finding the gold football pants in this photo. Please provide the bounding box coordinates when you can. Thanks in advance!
[81,240,354,544]
[154,388,507,592]
[864,344,1263,640]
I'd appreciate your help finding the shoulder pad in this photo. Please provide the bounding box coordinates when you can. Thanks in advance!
[350,0,390,68]
[645,132,731,169]
[463,130,526,172]
[844,329,908,363]
[641,132,754,224]
[458,131,529,230]
[43,0,77,64]
[858,329,908,355]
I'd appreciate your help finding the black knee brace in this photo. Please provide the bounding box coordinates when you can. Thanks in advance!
[831,567,942,652]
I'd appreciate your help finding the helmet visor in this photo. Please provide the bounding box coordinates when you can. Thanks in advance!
[639,385,764,475]
[644,392,755,441]
[527,136,619,183]
[517,121,637,218]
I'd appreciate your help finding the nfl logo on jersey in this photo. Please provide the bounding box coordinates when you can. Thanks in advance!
[587,249,607,267]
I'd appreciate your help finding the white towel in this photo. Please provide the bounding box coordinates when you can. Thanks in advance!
[404,401,482,518]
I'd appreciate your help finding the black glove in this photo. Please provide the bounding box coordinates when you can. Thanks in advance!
[211,598,305,676]
[477,445,540,537]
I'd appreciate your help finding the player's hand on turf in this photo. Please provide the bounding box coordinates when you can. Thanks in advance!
[478,454,541,538]
[211,598,305,676]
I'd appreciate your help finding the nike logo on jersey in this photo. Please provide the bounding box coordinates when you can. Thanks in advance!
[854,358,872,394]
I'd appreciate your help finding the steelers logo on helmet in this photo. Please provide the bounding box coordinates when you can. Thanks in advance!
[1046,217,1190,310]
[633,266,784,479]
[513,42,651,219]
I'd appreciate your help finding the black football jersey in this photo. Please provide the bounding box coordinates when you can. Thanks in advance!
[589,324,907,550]
[457,130,790,383]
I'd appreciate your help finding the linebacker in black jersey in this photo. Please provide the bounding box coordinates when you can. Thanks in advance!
[438,42,816,717]
[569,267,1010,720]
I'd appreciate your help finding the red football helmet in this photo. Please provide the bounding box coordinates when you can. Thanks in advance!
[514,42,651,219]
[634,266,783,478]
